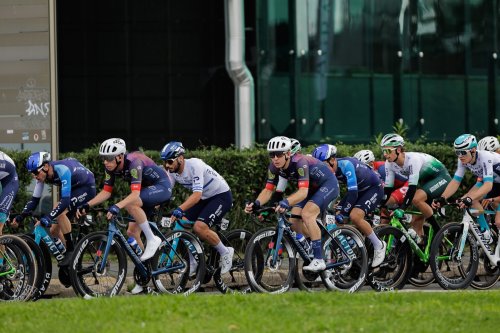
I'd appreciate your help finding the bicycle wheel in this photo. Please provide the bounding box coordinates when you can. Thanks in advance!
[151,230,205,295]
[69,231,128,298]
[470,246,500,290]
[213,229,253,294]
[430,222,479,290]
[0,235,38,301]
[367,226,412,291]
[321,226,368,292]
[244,227,295,293]
[19,234,47,301]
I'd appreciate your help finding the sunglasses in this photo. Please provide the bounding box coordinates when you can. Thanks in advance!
[164,158,177,165]
[455,150,470,157]
[32,166,44,176]
[100,155,116,162]
[268,152,285,158]
[382,148,397,155]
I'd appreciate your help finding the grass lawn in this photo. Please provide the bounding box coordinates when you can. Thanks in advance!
[1,290,499,332]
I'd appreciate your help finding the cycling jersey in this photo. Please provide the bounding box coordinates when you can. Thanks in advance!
[453,150,500,184]
[24,158,96,219]
[265,153,339,212]
[373,161,407,188]
[335,157,383,215]
[168,158,232,226]
[168,158,230,200]
[0,151,19,221]
[385,152,447,187]
[104,152,172,214]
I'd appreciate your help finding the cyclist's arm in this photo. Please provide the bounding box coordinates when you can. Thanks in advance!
[21,181,44,214]
[178,192,202,211]
[338,160,358,216]
[285,187,308,206]
[439,179,460,200]
[87,189,112,207]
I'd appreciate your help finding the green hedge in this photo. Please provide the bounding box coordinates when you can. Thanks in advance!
[1,143,475,232]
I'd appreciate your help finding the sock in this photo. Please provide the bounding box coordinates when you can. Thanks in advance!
[139,221,155,240]
[311,239,322,259]
[63,232,74,252]
[477,214,489,232]
[214,241,229,255]
[368,232,383,250]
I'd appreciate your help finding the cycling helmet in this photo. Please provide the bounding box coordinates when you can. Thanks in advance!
[99,138,126,156]
[160,141,185,160]
[453,134,477,151]
[267,136,291,152]
[290,138,301,155]
[477,136,500,152]
[380,133,405,147]
[312,144,337,161]
[26,152,51,172]
[354,150,375,165]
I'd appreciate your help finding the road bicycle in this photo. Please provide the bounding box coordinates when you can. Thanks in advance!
[8,212,97,300]
[244,207,368,293]
[69,213,205,297]
[162,216,252,294]
[429,203,496,290]
[0,234,38,301]
[367,208,445,290]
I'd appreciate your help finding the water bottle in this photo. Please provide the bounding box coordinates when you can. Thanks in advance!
[127,236,143,256]
[53,238,66,254]
[296,234,312,255]
[407,228,421,244]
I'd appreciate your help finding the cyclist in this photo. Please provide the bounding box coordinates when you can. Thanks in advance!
[272,138,302,204]
[245,136,340,272]
[354,149,410,222]
[78,138,172,263]
[381,133,451,241]
[160,141,234,274]
[312,144,386,267]
[0,151,19,273]
[15,152,96,266]
[432,134,500,243]
[477,136,500,153]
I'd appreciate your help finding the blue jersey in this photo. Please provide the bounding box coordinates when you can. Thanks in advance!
[0,151,19,218]
[25,158,95,218]
[335,157,381,191]
[104,151,169,193]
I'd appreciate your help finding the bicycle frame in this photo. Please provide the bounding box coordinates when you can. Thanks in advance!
[268,212,355,272]
[386,211,434,264]
[33,225,66,263]
[98,220,189,282]
[454,210,500,265]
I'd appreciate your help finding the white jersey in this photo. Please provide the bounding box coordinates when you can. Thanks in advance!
[385,152,447,186]
[168,158,230,200]
[453,150,500,183]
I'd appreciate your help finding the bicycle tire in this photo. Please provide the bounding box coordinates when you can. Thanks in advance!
[69,231,128,298]
[19,234,47,301]
[151,230,206,295]
[430,222,479,290]
[0,234,38,301]
[470,247,500,290]
[213,228,253,294]
[244,227,295,293]
[321,226,368,292]
[367,226,412,291]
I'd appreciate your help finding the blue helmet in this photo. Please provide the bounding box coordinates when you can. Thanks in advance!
[160,141,185,160]
[26,152,51,172]
[312,144,337,161]
[454,134,477,151]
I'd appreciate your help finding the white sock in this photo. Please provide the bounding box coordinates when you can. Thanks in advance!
[214,241,229,255]
[139,221,155,241]
[367,232,383,250]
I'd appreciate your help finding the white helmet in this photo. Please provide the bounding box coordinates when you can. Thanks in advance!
[99,138,126,156]
[354,150,375,165]
[381,133,405,147]
[477,136,500,152]
[267,136,291,152]
[290,138,301,155]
